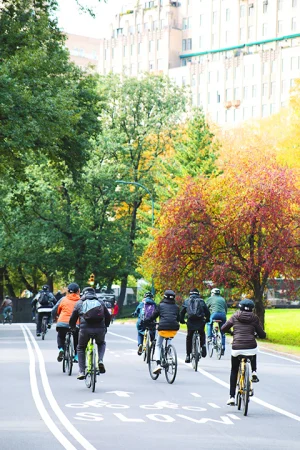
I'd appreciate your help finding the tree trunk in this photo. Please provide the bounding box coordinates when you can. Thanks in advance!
[47,275,54,293]
[3,266,15,297]
[253,286,265,329]
[118,275,128,315]
[0,267,4,299]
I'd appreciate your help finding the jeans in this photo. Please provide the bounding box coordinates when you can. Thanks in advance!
[207,312,226,348]
[230,355,257,397]
[77,327,106,373]
[3,306,12,319]
[154,334,164,361]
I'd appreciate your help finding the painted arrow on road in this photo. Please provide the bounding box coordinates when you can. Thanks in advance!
[106,391,134,397]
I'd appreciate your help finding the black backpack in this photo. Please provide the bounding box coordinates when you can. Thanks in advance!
[39,291,51,306]
[82,298,105,323]
[187,296,204,320]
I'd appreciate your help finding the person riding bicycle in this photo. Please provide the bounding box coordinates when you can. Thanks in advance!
[52,283,80,363]
[145,289,180,375]
[1,296,13,321]
[31,285,56,336]
[132,291,157,355]
[69,286,111,380]
[206,287,227,355]
[221,298,266,406]
[180,288,210,363]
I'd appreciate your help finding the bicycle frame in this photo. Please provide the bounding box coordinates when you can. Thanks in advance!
[236,356,253,416]
[85,336,98,392]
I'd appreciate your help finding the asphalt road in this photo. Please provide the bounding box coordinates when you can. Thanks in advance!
[1,322,300,450]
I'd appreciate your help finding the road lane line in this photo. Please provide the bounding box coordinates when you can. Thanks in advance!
[258,349,300,364]
[20,325,77,450]
[208,403,221,409]
[191,393,202,398]
[22,325,98,450]
[107,331,136,342]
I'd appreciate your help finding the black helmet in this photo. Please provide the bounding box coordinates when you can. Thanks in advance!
[144,291,153,298]
[190,288,199,295]
[82,286,95,294]
[211,288,220,295]
[239,299,255,311]
[164,289,175,300]
[67,283,80,293]
[42,285,49,291]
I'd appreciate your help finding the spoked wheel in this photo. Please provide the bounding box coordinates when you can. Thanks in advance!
[216,332,222,360]
[68,336,74,376]
[165,344,177,384]
[63,347,67,373]
[85,352,92,388]
[91,348,97,392]
[208,338,214,357]
[143,331,148,362]
[148,341,159,380]
[191,334,201,372]
[242,363,250,416]
[41,318,47,340]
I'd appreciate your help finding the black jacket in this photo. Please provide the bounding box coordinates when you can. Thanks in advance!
[221,311,266,350]
[180,294,210,331]
[148,297,180,331]
[69,293,111,329]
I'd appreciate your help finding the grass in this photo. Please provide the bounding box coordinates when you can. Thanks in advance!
[264,309,300,347]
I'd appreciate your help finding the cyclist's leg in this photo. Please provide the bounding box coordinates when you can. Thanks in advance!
[137,330,143,355]
[3,306,9,319]
[207,314,214,340]
[77,328,90,376]
[229,355,240,398]
[95,328,106,373]
[186,327,193,362]
[56,326,67,360]
[46,311,52,329]
[36,312,42,335]
[212,312,226,352]
[154,334,164,363]
[250,354,259,381]
[73,327,79,359]
[199,324,207,357]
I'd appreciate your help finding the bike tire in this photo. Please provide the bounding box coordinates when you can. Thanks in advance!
[41,318,47,340]
[91,347,97,392]
[145,331,151,364]
[143,330,148,362]
[242,362,250,416]
[68,335,74,376]
[148,341,159,380]
[216,332,222,360]
[85,351,92,388]
[208,337,214,357]
[236,369,242,410]
[165,344,177,384]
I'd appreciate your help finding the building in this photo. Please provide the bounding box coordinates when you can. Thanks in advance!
[66,0,300,126]
[66,33,101,70]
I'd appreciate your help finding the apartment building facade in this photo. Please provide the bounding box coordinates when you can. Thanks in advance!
[67,0,300,125]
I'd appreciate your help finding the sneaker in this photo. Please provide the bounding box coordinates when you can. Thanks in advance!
[137,344,143,355]
[227,396,235,406]
[73,354,78,363]
[252,371,259,383]
[98,360,106,374]
[153,364,162,375]
[201,345,207,358]
[77,372,85,380]
[185,355,191,363]
[36,333,41,337]
[57,348,64,362]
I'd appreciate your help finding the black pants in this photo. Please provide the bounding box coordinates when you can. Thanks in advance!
[230,355,257,397]
[186,326,206,355]
[36,311,52,334]
[56,327,79,354]
[77,327,106,373]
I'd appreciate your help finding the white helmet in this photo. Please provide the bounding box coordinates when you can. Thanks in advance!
[211,288,220,295]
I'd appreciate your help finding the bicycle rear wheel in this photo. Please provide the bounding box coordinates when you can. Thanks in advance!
[85,351,92,388]
[148,341,159,380]
[41,318,47,340]
[216,331,222,360]
[191,334,201,371]
[143,330,148,362]
[91,347,97,392]
[165,344,177,384]
[68,334,74,376]
[145,331,151,364]
[208,336,214,357]
[236,370,242,410]
[242,362,250,416]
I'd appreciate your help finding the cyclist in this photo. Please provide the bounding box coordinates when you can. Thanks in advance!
[221,298,266,406]
[180,288,210,363]
[52,283,80,363]
[69,286,111,380]
[206,287,227,355]
[1,296,13,321]
[132,292,157,355]
[31,285,56,336]
[145,289,180,374]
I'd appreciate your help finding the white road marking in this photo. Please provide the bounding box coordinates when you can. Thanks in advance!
[176,414,234,425]
[191,393,202,398]
[207,403,221,409]
[258,348,300,364]
[22,325,98,450]
[107,331,136,342]
[21,326,76,450]
[113,413,144,423]
[106,391,134,397]
[227,414,241,420]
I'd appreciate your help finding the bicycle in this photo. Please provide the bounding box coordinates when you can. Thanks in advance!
[85,334,99,392]
[236,355,254,416]
[148,330,178,384]
[207,319,223,359]
[63,329,75,376]
[142,326,154,363]
[2,311,13,325]
[191,330,201,371]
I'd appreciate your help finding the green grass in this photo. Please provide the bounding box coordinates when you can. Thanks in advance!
[264,309,300,347]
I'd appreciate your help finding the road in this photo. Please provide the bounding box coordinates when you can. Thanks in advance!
[0,322,300,450]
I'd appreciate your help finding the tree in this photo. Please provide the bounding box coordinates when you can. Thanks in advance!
[144,149,300,327]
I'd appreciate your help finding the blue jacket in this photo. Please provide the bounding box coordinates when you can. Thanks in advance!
[133,297,157,333]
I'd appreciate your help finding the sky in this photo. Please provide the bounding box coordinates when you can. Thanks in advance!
[56,0,128,38]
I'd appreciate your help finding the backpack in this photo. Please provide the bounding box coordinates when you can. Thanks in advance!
[142,302,156,321]
[82,298,104,323]
[187,296,204,320]
[39,291,51,306]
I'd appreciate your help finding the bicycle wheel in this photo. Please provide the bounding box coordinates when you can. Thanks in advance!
[85,351,92,388]
[91,347,97,392]
[146,331,151,364]
[191,334,201,371]
[208,336,214,357]
[216,331,222,360]
[165,344,177,384]
[41,318,47,340]
[9,314,13,325]
[242,362,250,416]
[148,341,159,380]
[236,370,242,410]
[68,334,74,376]
[143,330,148,362]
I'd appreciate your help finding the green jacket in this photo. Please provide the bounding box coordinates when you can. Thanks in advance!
[206,295,227,314]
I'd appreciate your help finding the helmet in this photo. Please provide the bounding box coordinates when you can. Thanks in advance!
[239,299,255,311]
[82,286,95,294]
[67,283,80,293]
[164,289,175,300]
[211,288,220,295]
[42,285,49,291]
[190,288,199,295]
[144,291,153,298]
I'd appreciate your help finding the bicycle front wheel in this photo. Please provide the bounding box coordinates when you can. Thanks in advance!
[91,347,97,392]
[242,362,250,416]
[191,334,201,372]
[143,330,148,362]
[216,332,222,360]
[148,341,159,380]
[165,344,177,384]
[145,331,151,364]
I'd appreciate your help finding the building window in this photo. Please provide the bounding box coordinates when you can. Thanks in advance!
[182,39,192,51]
[240,27,246,41]
[213,11,217,25]
[249,4,254,16]
[248,26,254,39]
[243,86,249,99]
[252,85,257,97]
[137,24,142,33]
[226,88,231,101]
[183,18,188,30]
[181,59,187,67]
[263,1,268,13]
[199,36,203,48]
[199,14,203,26]
[226,9,231,21]
[291,57,297,70]
[271,82,276,96]
[130,44,134,56]
[278,0,283,10]
[225,30,230,43]
[182,39,186,51]
[292,0,297,6]
[292,17,297,31]
[123,46,127,57]
[270,104,276,114]
[262,104,269,117]
[252,106,257,117]
[149,61,154,71]
[278,20,283,34]
[149,41,154,52]
[262,83,268,97]
[240,5,246,17]
[234,87,240,100]
[182,76,186,86]
[262,23,268,37]
[138,43,141,54]
[281,80,288,94]
[217,91,221,103]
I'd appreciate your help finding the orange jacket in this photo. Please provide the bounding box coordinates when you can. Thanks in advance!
[56,293,80,325]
